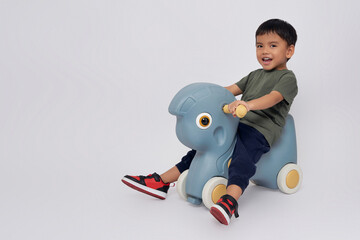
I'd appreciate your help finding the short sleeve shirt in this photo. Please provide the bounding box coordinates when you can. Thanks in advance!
[235,69,298,146]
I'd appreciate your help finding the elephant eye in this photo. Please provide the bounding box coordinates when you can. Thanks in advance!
[196,113,212,129]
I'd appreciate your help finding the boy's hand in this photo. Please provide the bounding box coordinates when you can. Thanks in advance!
[228,100,250,117]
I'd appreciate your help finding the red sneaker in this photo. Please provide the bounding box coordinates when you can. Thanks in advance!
[122,173,170,200]
[210,194,239,225]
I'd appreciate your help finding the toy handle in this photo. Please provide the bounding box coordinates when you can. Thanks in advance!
[223,104,248,118]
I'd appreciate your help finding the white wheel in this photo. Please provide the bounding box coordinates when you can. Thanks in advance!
[176,170,189,200]
[277,163,303,194]
[202,177,228,209]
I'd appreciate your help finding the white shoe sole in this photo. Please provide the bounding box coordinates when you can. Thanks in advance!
[210,204,231,225]
[122,177,167,199]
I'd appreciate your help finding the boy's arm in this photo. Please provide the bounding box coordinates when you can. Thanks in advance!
[247,90,284,110]
[228,91,284,115]
[225,84,243,96]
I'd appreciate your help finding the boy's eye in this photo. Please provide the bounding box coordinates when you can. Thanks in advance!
[256,45,263,48]
[270,45,277,48]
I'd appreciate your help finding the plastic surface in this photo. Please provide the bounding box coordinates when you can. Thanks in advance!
[169,83,238,204]
[223,104,248,118]
[251,114,298,189]
[277,163,303,194]
[176,170,189,200]
[202,177,228,209]
[235,105,247,118]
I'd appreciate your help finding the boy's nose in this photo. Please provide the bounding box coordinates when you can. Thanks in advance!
[262,47,270,53]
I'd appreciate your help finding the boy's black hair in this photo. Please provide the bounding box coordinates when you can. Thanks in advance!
[256,19,297,46]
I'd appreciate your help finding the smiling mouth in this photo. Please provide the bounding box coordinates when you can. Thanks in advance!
[262,57,272,64]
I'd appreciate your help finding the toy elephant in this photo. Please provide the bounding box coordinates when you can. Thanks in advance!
[169,82,302,209]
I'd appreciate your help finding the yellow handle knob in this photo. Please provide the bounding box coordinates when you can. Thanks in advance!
[235,105,248,118]
[223,104,248,118]
[223,105,231,114]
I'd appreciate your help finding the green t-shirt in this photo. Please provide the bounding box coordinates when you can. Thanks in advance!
[236,69,298,146]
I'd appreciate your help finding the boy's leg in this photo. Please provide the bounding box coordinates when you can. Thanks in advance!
[209,134,250,225]
[210,123,269,225]
[226,184,243,200]
[174,149,196,174]
[122,149,196,199]
[159,148,196,183]
[160,166,181,183]
[228,123,270,197]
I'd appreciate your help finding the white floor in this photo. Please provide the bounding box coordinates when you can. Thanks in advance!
[1,1,360,239]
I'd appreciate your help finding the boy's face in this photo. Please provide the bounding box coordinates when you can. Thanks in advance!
[256,33,295,71]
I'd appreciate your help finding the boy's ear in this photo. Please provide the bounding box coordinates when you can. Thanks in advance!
[286,45,295,59]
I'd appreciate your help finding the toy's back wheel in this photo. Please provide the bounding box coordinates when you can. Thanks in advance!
[277,163,303,194]
[202,177,228,209]
[176,170,189,200]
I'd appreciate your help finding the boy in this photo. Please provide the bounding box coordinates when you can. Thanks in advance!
[122,19,298,225]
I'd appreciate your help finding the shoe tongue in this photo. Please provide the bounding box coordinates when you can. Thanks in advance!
[152,173,161,182]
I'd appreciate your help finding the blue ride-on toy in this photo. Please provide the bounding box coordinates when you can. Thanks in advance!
[169,83,302,209]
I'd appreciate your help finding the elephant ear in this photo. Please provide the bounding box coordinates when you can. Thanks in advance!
[179,97,196,115]
[169,96,196,117]
[213,126,225,146]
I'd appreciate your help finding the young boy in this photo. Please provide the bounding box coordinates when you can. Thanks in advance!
[122,19,298,225]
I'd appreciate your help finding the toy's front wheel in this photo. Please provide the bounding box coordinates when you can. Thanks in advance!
[277,163,303,194]
[176,170,189,200]
[202,177,228,209]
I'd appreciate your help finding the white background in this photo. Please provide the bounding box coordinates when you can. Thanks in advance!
[1,0,360,239]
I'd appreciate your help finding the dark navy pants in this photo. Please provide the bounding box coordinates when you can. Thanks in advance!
[175,122,270,192]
